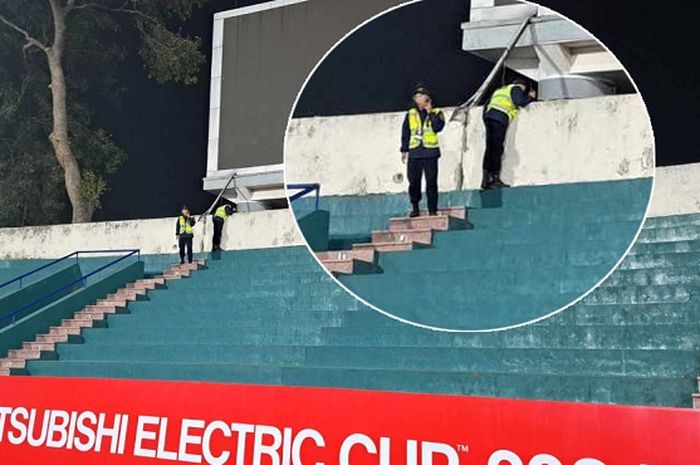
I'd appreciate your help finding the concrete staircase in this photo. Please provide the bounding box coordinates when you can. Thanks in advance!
[317,207,468,275]
[20,213,700,408]
[0,260,205,375]
[301,179,653,330]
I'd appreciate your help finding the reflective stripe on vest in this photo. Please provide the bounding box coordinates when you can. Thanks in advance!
[178,216,193,235]
[487,85,519,122]
[215,205,230,220]
[408,108,441,150]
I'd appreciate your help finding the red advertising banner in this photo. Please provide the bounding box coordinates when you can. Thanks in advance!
[0,376,698,465]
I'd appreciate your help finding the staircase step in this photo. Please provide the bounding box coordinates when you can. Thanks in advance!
[73,311,106,322]
[371,229,433,245]
[319,259,377,275]
[127,282,156,291]
[8,348,41,360]
[353,241,414,253]
[389,215,460,232]
[24,360,692,407]
[0,368,10,376]
[316,249,375,264]
[0,358,26,369]
[37,333,69,344]
[49,326,82,336]
[23,341,55,352]
[96,298,127,307]
[418,207,467,219]
[83,305,119,315]
[60,319,95,329]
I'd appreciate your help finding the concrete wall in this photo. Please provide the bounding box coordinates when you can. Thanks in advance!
[1,163,698,261]
[648,162,700,218]
[285,94,654,195]
[0,210,303,260]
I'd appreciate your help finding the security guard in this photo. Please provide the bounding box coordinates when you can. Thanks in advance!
[482,78,536,189]
[400,86,446,217]
[212,202,237,252]
[175,205,196,264]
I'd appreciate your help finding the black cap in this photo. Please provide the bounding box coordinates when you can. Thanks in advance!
[512,78,529,90]
[412,85,432,99]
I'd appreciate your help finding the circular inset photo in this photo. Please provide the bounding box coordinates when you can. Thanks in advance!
[284,0,655,331]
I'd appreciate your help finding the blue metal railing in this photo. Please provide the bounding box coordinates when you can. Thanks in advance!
[0,249,140,327]
[287,183,321,210]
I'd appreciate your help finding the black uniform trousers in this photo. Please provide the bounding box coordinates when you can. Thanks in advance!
[178,236,193,264]
[212,217,224,251]
[483,118,509,174]
[407,157,439,214]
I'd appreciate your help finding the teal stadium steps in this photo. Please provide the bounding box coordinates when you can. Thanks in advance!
[15,212,700,408]
[0,260,203,375]
[296,178,653,330]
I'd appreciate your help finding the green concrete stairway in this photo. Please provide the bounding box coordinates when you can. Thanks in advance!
[294,178,653,330]
[23,212,700,408]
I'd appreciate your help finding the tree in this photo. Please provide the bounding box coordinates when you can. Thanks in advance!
[0,0,207,224]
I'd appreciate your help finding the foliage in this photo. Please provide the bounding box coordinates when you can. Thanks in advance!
[0,0,209,225]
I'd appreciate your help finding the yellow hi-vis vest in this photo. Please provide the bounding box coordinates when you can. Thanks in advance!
[178,216,193,235]
[408,108,441,150]
[487,85,520,122]
[215,205,231,220]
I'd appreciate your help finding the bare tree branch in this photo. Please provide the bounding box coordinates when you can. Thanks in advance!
[68,0,157,25]
[0,14,49,52]
[71,2,158,25]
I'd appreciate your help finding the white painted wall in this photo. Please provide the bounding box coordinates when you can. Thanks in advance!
[1,165,697,261]
[0,210,303,260]
[648,163,700,218]
[285,94,655,196]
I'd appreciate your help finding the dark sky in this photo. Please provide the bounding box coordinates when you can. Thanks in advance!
[97,0,700,221]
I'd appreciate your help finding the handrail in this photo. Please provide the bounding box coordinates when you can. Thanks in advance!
[0,249,140,327]
[287,183,321,211]
[0,249,141,292]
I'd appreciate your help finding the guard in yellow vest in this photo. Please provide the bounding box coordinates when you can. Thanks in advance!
[212,202,237,252]
[482,78,537,190]
[175,205,196,264]
[400,86,446,217]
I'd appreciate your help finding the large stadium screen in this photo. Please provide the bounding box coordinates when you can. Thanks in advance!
[208,0,406,173]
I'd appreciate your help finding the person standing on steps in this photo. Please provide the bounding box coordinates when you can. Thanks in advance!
[482,78,537,190]
[212,202,237,252]
[176,205,196,264]
[401,86,446,218]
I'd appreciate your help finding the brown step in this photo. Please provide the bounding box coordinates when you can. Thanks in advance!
[108,290,142,301]
[8,349,41,360]
[135,277,166,286]
[37,333,69,344]
[389,215,453,232]
[0,367,10,376]
[417,207,467,220]
[320,259,356,275]
[23,341,55,352]
[171,263,201,272]
[316,249,376,264]
[60,319,94,329]
[73,312,105,322]
[96,298,127,308]
[83,305,118,315]
[353,241,414,253]
[371,229,433,245]
[162,271,184,280]
[49,326,82,336]
[127,282,156,291]
[0,358,26,369]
